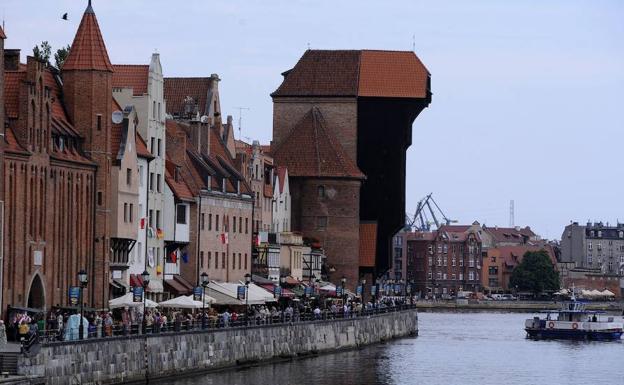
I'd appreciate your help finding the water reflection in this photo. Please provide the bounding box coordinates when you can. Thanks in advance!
[160,312,622,385]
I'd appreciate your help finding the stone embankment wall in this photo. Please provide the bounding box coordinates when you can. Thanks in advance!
[19,309,417,385]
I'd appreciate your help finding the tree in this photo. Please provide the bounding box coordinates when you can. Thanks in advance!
[32,41,52,64]
[509,250,559,295]
[55,45,71,70]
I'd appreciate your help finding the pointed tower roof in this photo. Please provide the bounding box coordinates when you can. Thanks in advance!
[272,108,365,179]
[63,1,113,72]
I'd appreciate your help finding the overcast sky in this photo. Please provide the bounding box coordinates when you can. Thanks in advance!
[3,0,623,239]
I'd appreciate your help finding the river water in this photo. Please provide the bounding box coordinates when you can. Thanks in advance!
[161,311,622,385]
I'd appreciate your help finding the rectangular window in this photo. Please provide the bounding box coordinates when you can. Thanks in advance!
[201,213,205,230]
[469,271,475,281]
[459,259,464,267]
[176,205,186,224]
[208,252,212,268]
[232,253,236,269]
[157,174,162,192]
[97,114,102,131]
[215,250,219,269]
[150,137,155,154]
[156,210,161,228]
[452,273,456,280]
[239,217,242,233]
[233,216,237,233]
[97,191,103,206]
[149,209,154,228]
[244,253,248,270]
[245,218,249,234]
[216,215,220,232]
[317,216,327,230]
[200,251,204,269]
[427,271,432,279]
[208,214,212,231]
[222,252,226,269]
[157,139,162,156]
[126,168,132,186]
[124,203,128,222]
[129,203,134,222]
[150,172,155,191]
[238,253,241,270]
[459,273,464,281]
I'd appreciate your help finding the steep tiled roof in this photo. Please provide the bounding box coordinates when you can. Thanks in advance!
[4,71,25,119]
[136,134,153,159]
[358,50,429,98]
[272,50,360,97]
[4,127,28,154]
[272,49,429,98]
[165,159,195,201]
[497,245,557,268]
[0,25,6,39]
[112,65,149,96]
[276,166,287,194]
[163,78,210,116]
[359,222,378,267]
[63,4,113,72]
[272,108,364,179]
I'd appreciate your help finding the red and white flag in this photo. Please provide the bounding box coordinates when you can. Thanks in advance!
[220,233,229,245]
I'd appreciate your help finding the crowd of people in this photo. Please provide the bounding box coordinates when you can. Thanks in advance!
[1,297,413,346]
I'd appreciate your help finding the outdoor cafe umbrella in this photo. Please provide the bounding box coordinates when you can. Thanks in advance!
[601,289,615,297]
[108,292,159,309]
[158,295,203,309]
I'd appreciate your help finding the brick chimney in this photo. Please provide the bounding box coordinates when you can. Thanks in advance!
[4,49,20,71]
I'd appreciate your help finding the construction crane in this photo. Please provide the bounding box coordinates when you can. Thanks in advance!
[405,193,457,232]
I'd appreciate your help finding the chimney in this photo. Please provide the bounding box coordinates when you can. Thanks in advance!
[4,49,20,71]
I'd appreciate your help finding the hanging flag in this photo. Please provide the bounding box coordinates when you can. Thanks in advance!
[148,248,155,267]
[140,218,146,230]
[147,227,155,238]
[156,264,163,275]
[221,233,229,245]
[156,228,164,239]
[182,252,189,263]
[170,250,177,264]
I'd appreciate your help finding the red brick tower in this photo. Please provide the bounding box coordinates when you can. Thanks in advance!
[62,0,114,308]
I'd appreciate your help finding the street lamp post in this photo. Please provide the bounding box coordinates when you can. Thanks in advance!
[341,276,347,315]
[201,272,209,329]
[245,273,252,324]
[279,275,286,312]
[141,270,150,334]
[77,269,88,340]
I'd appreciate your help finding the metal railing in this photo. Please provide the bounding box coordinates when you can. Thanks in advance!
[36,304,417,345]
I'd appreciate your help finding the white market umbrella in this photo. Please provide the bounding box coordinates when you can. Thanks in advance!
[320,284,336,291]
[109,292,159,309]
[159,295,203,309]
[590,289,603,297]
[601,289,615,297]
[580,289,593,298]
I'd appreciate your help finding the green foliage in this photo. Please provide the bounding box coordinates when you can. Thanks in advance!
[509,250,559,295]
[55,45,71,70]
[32,41,52,64]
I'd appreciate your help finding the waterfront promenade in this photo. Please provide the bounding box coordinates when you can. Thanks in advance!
[415,299,624,312]
[17,305,418,385]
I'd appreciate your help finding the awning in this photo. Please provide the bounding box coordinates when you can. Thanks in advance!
[110,279,129,291]
[148,279,164,293]
[259,283,295,298]
[165,276,193,295]
[285,276,301,285]
[205,288,244,306]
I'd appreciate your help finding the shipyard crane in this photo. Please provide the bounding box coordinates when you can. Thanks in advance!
[405,193,457,231]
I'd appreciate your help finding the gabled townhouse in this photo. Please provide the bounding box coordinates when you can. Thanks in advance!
[272,166,291,233]
[235,140,274,232]
[112,53,167,299]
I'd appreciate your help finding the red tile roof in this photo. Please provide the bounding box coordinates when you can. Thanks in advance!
[165,159,195,201]
[63,5,113,72]
[4,71,25,119]
[4,127,27,154]
[136,134,152,159]
[163,78,210,116]
[359,222,378,267]
[484,226,536,243]
[272,50,429,99]
[358,50,429,98]
[112,65,149,96]
[496,245,557,268]
[272,107,364,179]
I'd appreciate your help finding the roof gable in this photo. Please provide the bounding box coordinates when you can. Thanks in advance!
[63,3,113,72]
[272,107,364,179]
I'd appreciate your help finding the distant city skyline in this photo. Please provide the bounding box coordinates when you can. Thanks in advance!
[3,0,623,239]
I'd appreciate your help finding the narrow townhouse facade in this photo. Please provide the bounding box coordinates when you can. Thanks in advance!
[112,53,167,298]
[272,166,291,233]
